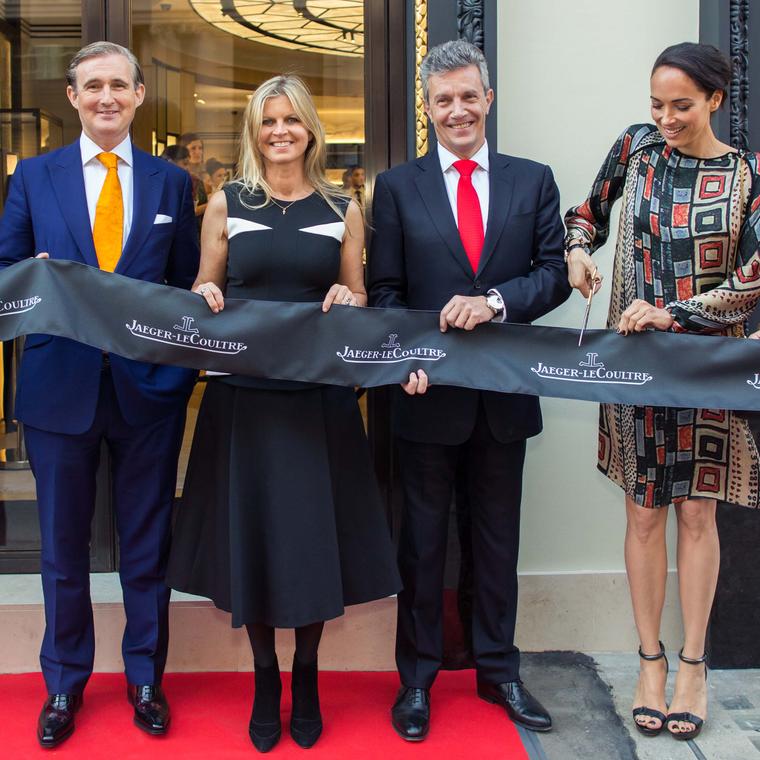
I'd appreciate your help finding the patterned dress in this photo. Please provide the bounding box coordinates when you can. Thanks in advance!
[565,124,760,508]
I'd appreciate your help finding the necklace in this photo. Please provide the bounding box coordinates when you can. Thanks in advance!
[270,197,299,215]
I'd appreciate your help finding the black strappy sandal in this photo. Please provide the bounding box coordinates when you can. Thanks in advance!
[666,649,707,741]
[632,641,669,737]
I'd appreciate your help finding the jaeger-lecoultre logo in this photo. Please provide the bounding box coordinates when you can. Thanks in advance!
[337,333,446,364]
[126,314,247,355]
[0,296,42,316]
[531,352,653,385]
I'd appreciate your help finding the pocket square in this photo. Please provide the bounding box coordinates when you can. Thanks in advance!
[154,214,173,224]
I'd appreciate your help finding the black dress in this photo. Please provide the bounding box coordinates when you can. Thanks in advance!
[166,185,401,628]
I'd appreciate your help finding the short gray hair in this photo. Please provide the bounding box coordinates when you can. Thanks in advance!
[66,42,144,91]
[420,39,490,102]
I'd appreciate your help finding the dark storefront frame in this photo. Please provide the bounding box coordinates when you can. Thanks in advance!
[0,0,409,573]
[699,0,760,668]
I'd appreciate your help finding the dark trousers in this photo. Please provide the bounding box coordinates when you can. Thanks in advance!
[26,368,187,695]
[395,404,526,689]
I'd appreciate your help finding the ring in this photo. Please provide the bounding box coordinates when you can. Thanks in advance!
[200,287,209,295]
[343,296,352,304]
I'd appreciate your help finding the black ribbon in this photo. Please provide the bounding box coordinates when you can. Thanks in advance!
[0,258,759,410]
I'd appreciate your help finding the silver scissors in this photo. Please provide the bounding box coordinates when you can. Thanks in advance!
[578,268,599,347]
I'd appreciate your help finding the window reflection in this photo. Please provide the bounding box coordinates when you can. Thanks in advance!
[131,0,367,494]
[132,0,365,183]
[0,0,83,565]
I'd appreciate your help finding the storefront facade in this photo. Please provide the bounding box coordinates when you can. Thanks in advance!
[0,0,397,572]
[2,0,760,664]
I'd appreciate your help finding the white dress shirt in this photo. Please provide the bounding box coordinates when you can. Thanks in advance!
[437,139,505,320]
[79,132,134,247]
[437,140,490,232]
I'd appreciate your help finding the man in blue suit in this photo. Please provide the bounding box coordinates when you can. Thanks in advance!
[369,40,570,740]
[0,42,199,747]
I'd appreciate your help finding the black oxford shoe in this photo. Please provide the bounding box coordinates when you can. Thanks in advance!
[477,679,552,732]
[391,686,430,741]
[127,684,171,735]
[37,693,82,749]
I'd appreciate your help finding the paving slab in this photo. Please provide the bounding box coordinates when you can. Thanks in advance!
[594,651,760,760]
[515,652,760,759]
[520,652,638,760]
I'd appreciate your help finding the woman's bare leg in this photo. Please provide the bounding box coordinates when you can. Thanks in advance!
[667,498,718,736]
[625,496,669,731]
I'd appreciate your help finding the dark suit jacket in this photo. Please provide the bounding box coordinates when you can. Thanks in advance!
[0,140,200,434]
[368,149,570,445]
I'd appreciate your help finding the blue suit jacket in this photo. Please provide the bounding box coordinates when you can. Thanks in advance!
[368,149,571,445]
[0,140,200,434]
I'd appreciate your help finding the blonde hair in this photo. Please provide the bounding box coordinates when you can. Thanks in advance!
[236,74,347,219]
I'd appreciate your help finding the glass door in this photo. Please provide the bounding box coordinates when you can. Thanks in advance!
[130,0,368,499]
[0,0,117,571]
[0,1,406,573]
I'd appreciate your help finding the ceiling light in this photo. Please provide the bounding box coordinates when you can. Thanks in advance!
[190,0,363,57]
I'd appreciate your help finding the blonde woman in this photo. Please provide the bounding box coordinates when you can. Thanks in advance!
[166,75,400,752]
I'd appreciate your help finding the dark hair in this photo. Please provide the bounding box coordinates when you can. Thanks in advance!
[179,132,201,146]
[206,158,225,176]
[652,42,731,105]
[161,145,189,162]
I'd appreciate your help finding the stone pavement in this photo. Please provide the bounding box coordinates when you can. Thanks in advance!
[514,651,760,760]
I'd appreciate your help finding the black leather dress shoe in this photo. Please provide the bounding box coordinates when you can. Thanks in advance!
[477,679,552,732]
[127,684,170,735]
[391,686,430,741]
[37,693,82,748]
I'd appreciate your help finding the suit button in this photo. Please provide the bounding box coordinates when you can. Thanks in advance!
[474,281,482,290]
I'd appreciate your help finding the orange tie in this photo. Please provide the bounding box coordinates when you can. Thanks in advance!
[93,152,123,272]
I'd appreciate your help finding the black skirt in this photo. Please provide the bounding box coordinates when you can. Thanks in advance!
[166,379,401,628]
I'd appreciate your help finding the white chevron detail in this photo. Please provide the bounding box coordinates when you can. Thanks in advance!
[299,221,345,242]
[227,217,272,239]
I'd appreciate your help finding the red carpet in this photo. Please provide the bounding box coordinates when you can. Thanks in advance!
[1,671,528,759]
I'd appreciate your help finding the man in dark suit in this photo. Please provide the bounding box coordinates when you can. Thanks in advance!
[368,39,570,740]
[0,42,199,747]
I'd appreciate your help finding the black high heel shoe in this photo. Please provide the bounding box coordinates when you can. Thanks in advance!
[666,649,707,741]
[249,659,282,753]
[290,657,322,748]
[632,641,669,737]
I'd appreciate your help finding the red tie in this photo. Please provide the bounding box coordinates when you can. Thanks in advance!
[453,159,484,273]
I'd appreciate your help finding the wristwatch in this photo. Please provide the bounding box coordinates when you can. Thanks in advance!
[485,292,505,319]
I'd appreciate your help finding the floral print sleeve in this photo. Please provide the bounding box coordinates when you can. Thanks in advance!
[564,124,659,252]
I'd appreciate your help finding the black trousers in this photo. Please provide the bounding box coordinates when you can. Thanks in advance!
[395,404,526,689]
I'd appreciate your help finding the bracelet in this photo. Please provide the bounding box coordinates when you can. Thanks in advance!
[564,242,590,263]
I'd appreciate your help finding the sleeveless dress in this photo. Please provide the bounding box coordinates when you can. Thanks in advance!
[166,184,401,627]
[565,124,760,509]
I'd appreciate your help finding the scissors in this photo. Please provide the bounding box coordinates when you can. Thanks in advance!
[578,268,599,347]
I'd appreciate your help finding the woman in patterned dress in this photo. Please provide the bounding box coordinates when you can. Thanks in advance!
[565,43,760,741]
